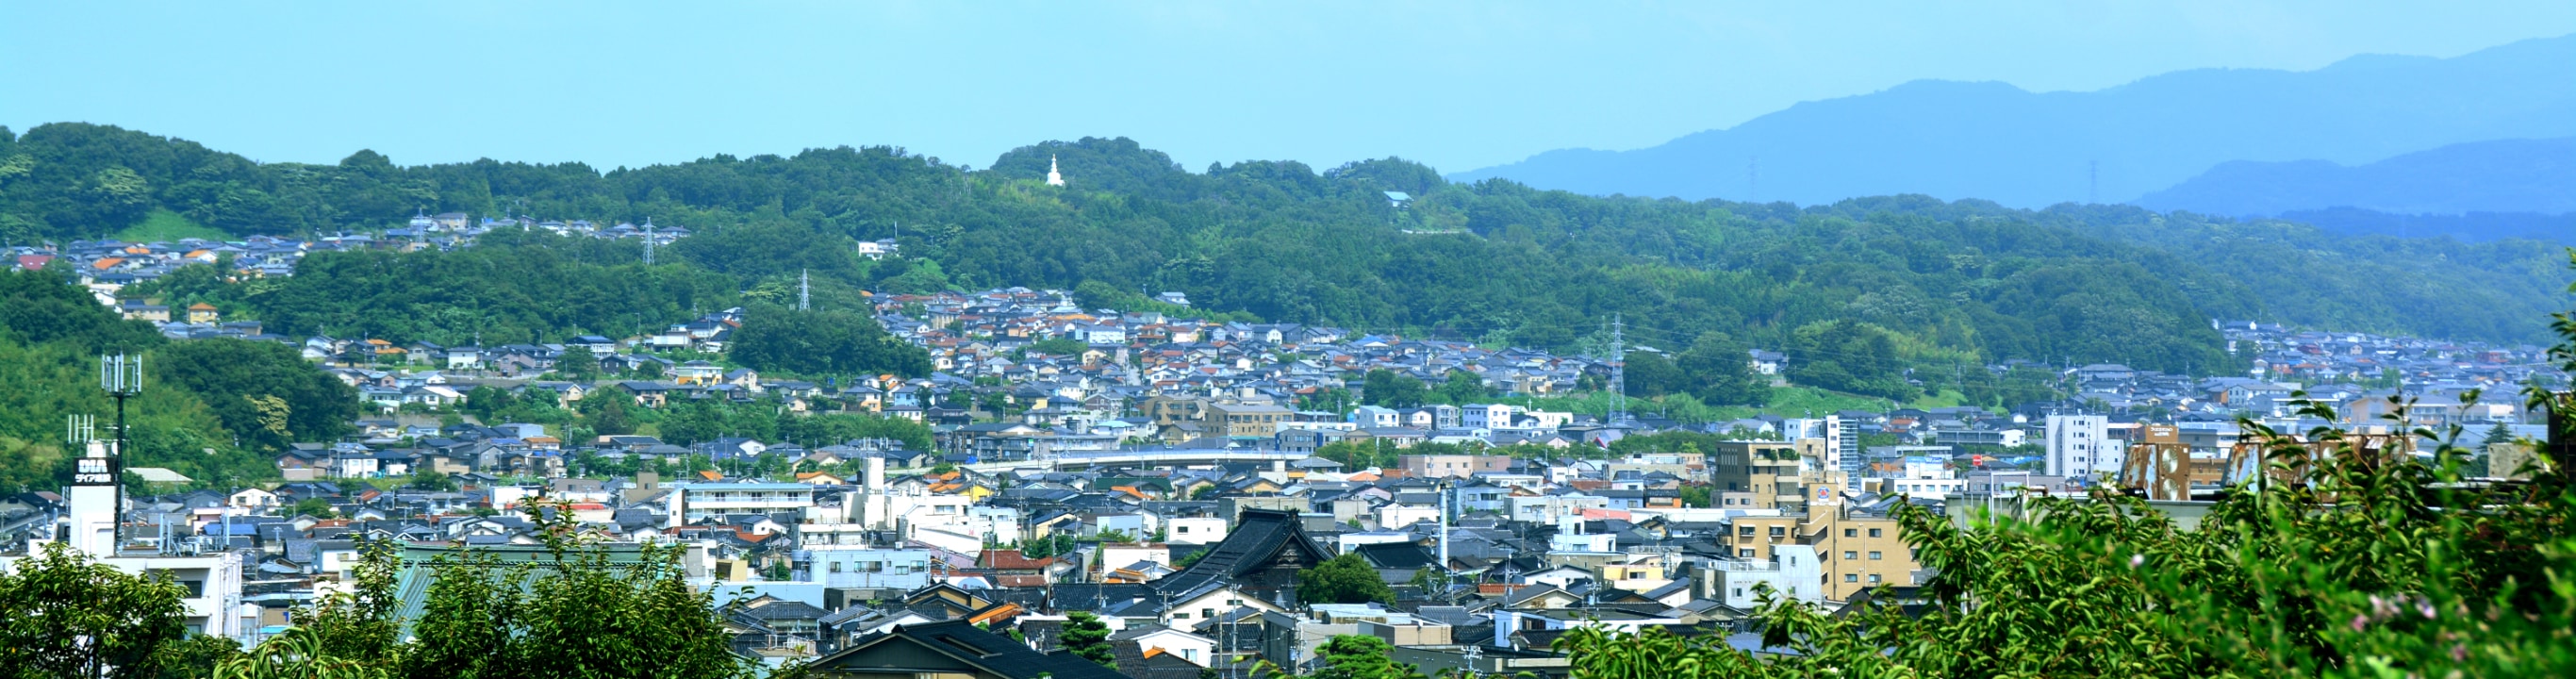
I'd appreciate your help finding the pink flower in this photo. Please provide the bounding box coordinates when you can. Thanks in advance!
[2350,615,2369,632]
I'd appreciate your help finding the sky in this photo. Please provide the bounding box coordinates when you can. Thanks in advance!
[5,2,2571,175]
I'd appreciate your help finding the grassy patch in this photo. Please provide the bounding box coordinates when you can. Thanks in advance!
[112,209,231,243]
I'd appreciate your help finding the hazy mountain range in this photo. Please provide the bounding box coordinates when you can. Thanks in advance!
[2136,137,2574,216]
[1449,34,2576,212]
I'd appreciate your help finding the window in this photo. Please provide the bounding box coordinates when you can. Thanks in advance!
[1768,526,1785,537]
[1869,574,1882,584]
[829,562,843,573]
[1173,613,1190,620]
[1845,573,1859,583]
[1868,551,1882,560]
[1842,551,1858,560]
[1868,528,1883,538]
[1843,528,1858,538]
[1626,571,1642,580]
[1738,548,1754,557]
[1734,588,1743,598]
[1202,608,1215,619]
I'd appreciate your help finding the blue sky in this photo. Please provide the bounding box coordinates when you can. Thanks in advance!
[4,1,2569,174]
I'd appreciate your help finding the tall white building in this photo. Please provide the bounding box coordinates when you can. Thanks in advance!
[2045,414,2118,479]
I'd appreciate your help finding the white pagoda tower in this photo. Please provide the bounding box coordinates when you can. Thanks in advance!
[1046,155,1065,187]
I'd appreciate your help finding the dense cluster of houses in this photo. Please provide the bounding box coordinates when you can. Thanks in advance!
[16,428,1985,677]
[8,231,2569,677]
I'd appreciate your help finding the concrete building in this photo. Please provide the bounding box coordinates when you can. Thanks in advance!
[1703,544,1824,609]
[2045,414,2117,479]
[1397,454,1509,479]
[1707,440,1804,509]
[665,482,817,527]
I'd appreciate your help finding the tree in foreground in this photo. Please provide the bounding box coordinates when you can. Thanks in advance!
[1552,255,2576,677]
[210,500,753,679]
[1259,634,1426,679]
[0,542,193,678]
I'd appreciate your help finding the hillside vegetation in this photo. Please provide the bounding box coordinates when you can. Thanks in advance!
[6,124,2570,400]
[0,269,357,493]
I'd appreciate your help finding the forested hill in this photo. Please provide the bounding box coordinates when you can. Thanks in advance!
[4,123,2568,383]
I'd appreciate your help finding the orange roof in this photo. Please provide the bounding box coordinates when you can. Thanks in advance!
[966,602,1025,626]
[92,257,126,270]
[697,471,723,481]
[187,303,217,310]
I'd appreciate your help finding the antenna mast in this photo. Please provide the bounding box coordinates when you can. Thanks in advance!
[96,354,143,552]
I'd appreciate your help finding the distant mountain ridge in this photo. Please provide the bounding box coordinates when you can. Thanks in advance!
[2134,137,2575,217]
[1448,34,2576,208]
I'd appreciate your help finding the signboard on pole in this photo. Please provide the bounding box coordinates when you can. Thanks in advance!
[74,456,121,486]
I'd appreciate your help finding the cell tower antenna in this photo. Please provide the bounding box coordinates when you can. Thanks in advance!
[97,354,143,551]
[799,269,812,311]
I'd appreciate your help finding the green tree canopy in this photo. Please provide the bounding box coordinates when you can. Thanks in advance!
[1296,553,1395,605]
[1062,611,1116,668]
[1361,369,1428,408]
[151,339,360,451]
[0,543,193,678]
[728,302,932,378]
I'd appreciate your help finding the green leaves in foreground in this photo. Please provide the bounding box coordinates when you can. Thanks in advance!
[1558,389,2576,678]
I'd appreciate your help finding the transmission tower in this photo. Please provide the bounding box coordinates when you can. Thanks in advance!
[1746,157,1759,202]
[641,218,656,265]
[799,269,811,311]
[2088,160,2099,204]
[1608,314,1627,425]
